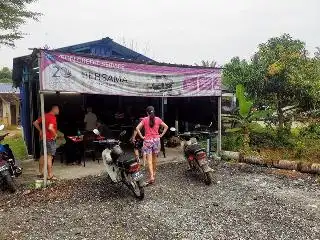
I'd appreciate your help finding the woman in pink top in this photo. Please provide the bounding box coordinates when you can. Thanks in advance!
[136,106,168,184]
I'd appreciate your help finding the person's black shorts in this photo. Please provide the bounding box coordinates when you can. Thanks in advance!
[40,140,57,156]
[133,139,143,150]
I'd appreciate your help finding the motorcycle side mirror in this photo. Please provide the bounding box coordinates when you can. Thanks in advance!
[0,125,4,131]
[93,129,100,135]
[170,127,176,132]
[119,130,126,137]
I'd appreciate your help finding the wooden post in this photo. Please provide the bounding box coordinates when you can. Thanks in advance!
[217,96,222,153]
[38,52,48,187]
[161,97,164,120]
[175,107,179,135]
[40,93,48,187]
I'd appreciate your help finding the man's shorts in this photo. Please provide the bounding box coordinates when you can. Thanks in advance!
[142,138,161,155]
[40,140,57,156]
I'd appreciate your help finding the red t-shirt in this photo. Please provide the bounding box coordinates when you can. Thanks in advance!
[37,113,57,140]
[141,117,163,140]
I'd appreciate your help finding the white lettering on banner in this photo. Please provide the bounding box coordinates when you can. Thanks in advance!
[41,51,222,97]
[59,55,125,70]
[81,71,128,83]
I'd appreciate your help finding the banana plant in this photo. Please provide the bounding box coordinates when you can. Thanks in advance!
[224,84,271,152]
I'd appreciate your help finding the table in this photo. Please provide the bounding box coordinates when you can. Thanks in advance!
[65,135,106,165]
[67,135,84,143]
[64,136,84,164]
[67,135,105,143]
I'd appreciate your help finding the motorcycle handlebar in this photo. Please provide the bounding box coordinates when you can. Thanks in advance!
[178,131,217,139]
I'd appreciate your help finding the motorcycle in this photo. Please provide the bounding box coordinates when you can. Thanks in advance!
[170,125,216,185]
[93,129,145,200]
[0,125,22,193]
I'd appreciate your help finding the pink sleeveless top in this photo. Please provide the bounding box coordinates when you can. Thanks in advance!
[141,117,163,140]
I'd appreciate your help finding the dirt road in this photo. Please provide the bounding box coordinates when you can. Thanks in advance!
[0,162,319,240]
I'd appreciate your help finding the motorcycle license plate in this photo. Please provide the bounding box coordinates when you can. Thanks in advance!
[198,158,207,166]
[132,171,143,181]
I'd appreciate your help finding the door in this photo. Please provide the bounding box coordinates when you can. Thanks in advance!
[10,104,17,125]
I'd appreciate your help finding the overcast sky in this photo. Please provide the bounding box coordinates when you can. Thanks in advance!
[0,0,319,68]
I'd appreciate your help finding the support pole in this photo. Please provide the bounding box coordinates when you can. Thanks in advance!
[175,107,179,135]
[217,95,222,153]
[161,97,164,120]
[40,93,48,187]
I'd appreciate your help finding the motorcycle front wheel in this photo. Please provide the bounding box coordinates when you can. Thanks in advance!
[199,163,215,186]
[128,180,144,200]
[204,171,214,185]
[4,174,16,193]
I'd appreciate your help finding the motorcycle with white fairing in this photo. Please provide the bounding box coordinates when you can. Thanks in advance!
[93,129,145,200]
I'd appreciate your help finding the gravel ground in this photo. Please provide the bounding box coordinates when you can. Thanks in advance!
[0,162,319,240]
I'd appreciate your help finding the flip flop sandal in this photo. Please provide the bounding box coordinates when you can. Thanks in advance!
[147,179,155,186]
[37,174,44,178]
[48,176,58,181]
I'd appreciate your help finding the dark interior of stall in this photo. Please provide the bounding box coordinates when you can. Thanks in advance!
[32,94,218,159]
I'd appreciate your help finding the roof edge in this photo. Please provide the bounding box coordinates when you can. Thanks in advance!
[37,49,223,70]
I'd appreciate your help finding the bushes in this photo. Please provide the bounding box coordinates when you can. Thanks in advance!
[299,123,320,139]
[250,130,276,148]
[249,128,295,149]
[222,133,244,151]
[222,121,320,163]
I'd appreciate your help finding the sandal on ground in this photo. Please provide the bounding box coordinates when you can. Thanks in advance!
[48,176,58,181]
[147,179,155,186]
[37,174,44,178]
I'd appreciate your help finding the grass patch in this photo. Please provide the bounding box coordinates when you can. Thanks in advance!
[222,121,320,164]
[2,130,28,160]
[253,135,320,164]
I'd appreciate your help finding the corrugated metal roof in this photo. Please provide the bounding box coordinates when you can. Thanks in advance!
[12,37,155,86]
[0,93,19,104]
[0,83,20,93]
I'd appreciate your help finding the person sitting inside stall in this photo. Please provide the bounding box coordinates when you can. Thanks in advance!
[84,107,97,131]
[97,120,112,138]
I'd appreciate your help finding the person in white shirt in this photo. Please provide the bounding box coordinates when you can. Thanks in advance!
[84,107,97,131]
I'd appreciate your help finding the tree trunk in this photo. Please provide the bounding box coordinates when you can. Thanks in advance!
[278,106,284,129]
[242,127,251,154]
[276,94,284,129]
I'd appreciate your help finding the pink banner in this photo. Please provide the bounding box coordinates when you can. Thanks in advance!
[40,50,222,97]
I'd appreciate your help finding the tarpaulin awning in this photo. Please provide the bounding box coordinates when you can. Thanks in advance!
[40,50,222,97]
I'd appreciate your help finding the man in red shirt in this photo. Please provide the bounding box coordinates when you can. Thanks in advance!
[33,105,59,180]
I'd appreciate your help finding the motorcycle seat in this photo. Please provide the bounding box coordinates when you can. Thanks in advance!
[116,155,137,169]
[185,144,204,154]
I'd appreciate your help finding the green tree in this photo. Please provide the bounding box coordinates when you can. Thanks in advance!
[0,67,12,83]
[225,84,270,153]
[0,0,41,47]
[315,47,320,59]
[223,34,320,129]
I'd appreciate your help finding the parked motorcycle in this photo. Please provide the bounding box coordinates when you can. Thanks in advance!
[0,125,22,193]
[170,126,216,185]
[93,129,145,200]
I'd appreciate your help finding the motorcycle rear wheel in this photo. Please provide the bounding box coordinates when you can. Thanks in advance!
[4,174,16,193]
[129,180,144,200]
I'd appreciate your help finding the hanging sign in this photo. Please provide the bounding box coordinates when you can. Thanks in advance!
[40,50,222,97]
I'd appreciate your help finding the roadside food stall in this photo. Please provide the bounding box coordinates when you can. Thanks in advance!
[38,49,222,185]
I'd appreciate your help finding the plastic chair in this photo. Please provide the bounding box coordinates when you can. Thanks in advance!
[82,132,97,167]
